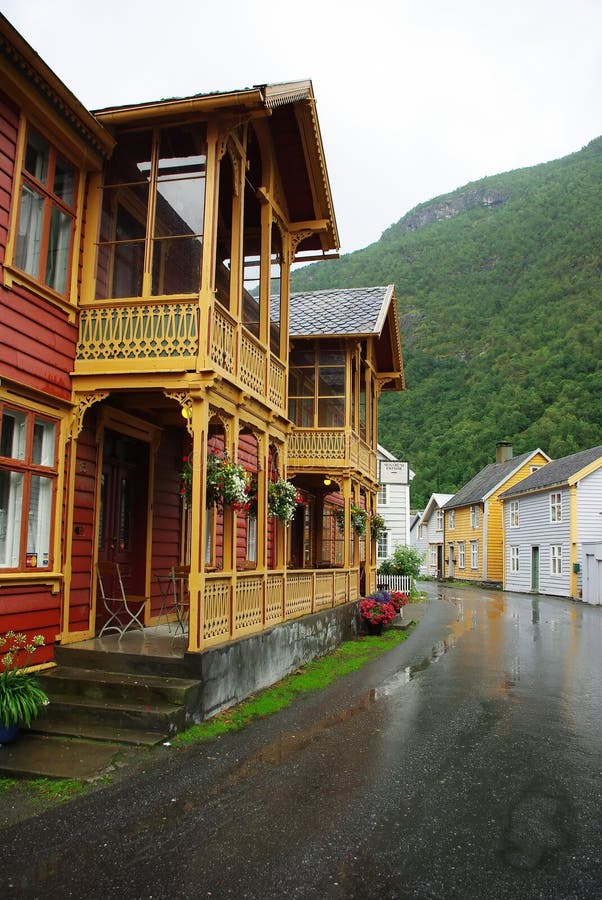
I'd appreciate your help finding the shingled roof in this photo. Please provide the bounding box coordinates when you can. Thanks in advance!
[443,450,547,510]
[288,286,395,337]
[500,445,602,498]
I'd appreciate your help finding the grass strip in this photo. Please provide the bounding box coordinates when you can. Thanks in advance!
[174,626,412,746]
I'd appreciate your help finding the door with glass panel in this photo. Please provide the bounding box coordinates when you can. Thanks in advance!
[98,429,149,602]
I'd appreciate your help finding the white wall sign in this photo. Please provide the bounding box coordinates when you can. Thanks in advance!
[380,460,409,484]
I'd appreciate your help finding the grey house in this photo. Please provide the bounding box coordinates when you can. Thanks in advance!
[500,445,602,602]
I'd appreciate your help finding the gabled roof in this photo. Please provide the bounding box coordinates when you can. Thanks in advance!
[288,285,404,389]
[93,80,338,257]
[443,449,550,509]
[420,493,454,524]
[289,285,394,336]
[500,445,602,499]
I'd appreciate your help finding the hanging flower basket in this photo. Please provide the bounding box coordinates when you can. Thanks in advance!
[268,478,304,525]
[206,452,251,511]
[179,455,193,509]
[370,513,387,542]
[350,504,368,537]
[334,505,369,536]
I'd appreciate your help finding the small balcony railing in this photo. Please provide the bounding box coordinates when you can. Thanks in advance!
[287,429,377,481]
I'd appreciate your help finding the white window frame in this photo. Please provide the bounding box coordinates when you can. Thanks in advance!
[510,500,519,528]
[550,544,562,575]
[550,492,562,523]
[377,483,388,506]
[470,540,478,570]
[0,404,58,571]
[246,515,257,564]
[429,545,437,567]
[448,509,455,531]
[436,509,444,531]
[458,541,465,569]
[377,530,390,561]
[470,505,480,529]
[510,546,519,573]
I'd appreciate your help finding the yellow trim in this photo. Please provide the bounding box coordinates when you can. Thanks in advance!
[568,457,602,485]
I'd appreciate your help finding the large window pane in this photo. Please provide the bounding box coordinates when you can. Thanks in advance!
[152,236,202,295]
[1,410,27,460]
[318,366,345,396]
[24,129,49,183]
[32,418,56,466]
[45,206,72,294]
[53,157,76,206]
[26,474,52,567]
[318,397,345,427]
[16,184,44,278]
[0,469,23,568]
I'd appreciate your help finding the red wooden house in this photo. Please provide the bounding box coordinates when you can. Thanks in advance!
[0,14,404,725]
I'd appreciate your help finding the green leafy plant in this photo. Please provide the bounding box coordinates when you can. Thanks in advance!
[378,544,423,579]
[267,478,304,525]
[206,452,251,511]
[0,632,49,728]
[370,512,387,542]
[350,504,368,537]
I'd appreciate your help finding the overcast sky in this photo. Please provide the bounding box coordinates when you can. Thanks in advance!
[3,0,601,254]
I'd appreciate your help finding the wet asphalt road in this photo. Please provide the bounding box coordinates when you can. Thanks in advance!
[1,584,601,899]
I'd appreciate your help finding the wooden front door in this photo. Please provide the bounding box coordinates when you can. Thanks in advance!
[98,429,149,598]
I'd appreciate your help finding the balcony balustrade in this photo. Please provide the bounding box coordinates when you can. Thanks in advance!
[287,429,378,481]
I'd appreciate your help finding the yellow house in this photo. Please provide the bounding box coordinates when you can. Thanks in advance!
[443,443,550,585]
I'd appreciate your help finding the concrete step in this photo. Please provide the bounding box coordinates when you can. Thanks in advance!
[26,718,167,747]
[40,666,202,707]
[54,643,195,679]
[34,693,187,736]
[0,732,126,780]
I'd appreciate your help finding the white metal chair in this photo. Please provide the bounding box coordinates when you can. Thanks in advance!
[96,561,146,638]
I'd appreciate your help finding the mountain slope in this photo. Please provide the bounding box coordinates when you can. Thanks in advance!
[291,137,602,507]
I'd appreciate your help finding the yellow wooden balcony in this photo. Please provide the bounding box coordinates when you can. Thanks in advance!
[287,429,378,481]
[74,302,287,413]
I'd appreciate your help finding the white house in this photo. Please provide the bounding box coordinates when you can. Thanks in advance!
[500,445,602,602]
[409,511,427,575]
[376,445,414,564]
[419,493,454,578]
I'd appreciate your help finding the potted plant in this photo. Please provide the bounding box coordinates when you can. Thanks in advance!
[268,478,304,525]
[357,594,397,635]
[370,512,387,542]
[0,631,49,743]
[350,504,368,537]
[206,452,251,511]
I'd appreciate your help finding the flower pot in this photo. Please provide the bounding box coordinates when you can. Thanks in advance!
[0,722,19,744]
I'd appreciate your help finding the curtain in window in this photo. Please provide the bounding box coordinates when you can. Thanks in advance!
[16,184,44,278]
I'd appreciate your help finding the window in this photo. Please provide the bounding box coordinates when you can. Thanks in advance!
[96,125,207,299]
[510,546,519,573]
[530,465,542,473]
[377,484,388,506]
[448,509,455,530]
[458,541,465,569]
[377,530,390,560]
[0,406,57,570]
[550,493,562,523]
[419,525,425,540]
[14,127,77,297]
[436,509,444,531]
[470,540,479,569]
[288,342,346,428]
[246,515,257,564]
[470,505,480,528]
[551,545,562,575]
[429,545,437,567]
[510,500,519,527]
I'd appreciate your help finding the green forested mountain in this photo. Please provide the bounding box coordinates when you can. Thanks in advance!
[291,137,602,508]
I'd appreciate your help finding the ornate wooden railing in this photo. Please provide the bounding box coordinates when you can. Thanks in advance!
[75,302,199,373]
[287,429,377,480]
[202,567,353,648]
[210,306,286,413]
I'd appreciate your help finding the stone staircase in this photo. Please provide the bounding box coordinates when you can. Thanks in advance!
[29,642,203,747]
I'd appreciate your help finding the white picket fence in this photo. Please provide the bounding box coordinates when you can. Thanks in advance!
[375,574,413,595]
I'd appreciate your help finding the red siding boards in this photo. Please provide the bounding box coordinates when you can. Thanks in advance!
[150,429,182,615]
[69,423,97,631]
[0,585,59,666]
